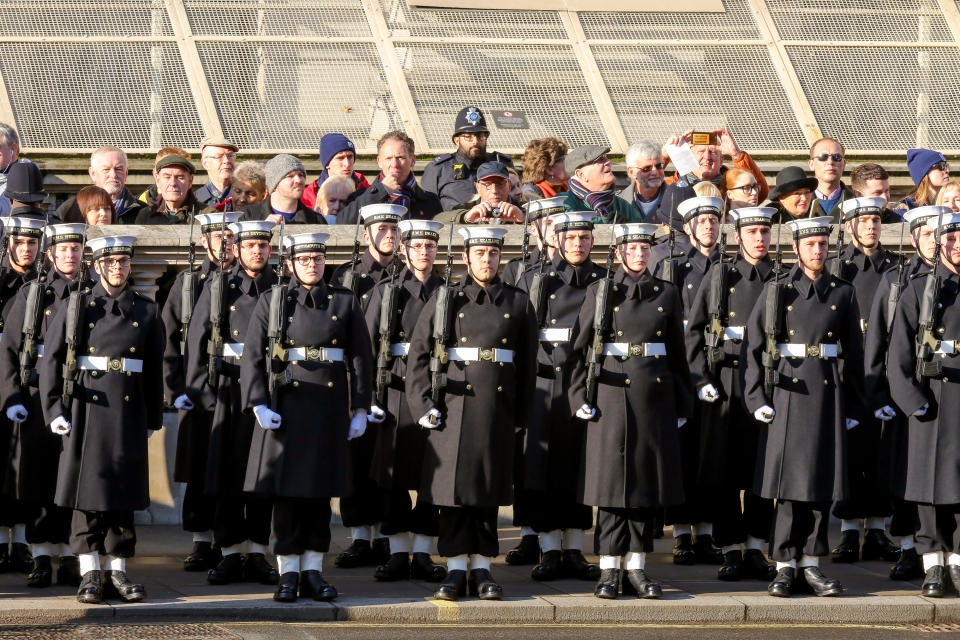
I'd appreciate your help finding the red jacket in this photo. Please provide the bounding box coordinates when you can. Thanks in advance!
[301,171,370,210]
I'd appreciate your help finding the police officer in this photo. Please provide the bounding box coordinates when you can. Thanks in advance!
[183,220,279,587]
[163,212,238,573]
[406,225,537,601]
[421,106,514,211]
[365,219,447,583]
[570,222,691,600]
[743,216,864,598]
[331,203,403,568]
[0,222,88,588]
[684,208,777,582]
[39,235,165,604]
[829,197,901,565]
[241,232,373,603]
[500,196,562,289]
[515,212,603,583]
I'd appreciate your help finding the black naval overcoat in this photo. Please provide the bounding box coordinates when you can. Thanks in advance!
[650,236,720,313]
[0,267,34,486]
[330,251,390,310]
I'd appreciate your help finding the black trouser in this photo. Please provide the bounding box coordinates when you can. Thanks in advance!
[664,421,706,526]
[769,500,832,562]
[272,497,332,556]
[0,496,35,528]
[437,506,499,558]
[832,420,893,521]
[26,503,71,546]
[511,432,532,528]
[594,507,655,556]
[181,482,215,533]
[890,499,920,538]
[339,432,383,528]
[70,510,136,557]
[379,489,439,537]
[916,503,960,555]
[522,489,593,534]
[711,490,775,548]
[213,494,272,549]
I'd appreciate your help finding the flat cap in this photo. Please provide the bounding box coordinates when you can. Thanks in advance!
[564,145,610,175]
[155,154,195,174]
[200,136,239,152]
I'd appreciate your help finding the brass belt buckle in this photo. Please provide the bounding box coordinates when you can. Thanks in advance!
[479,349,493,362]
[108,358,123,372]
[306,347,322,361]
[629,344,643,356]
[806,344,820,358]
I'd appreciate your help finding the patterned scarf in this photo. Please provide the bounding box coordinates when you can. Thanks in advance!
[568,177,614,221]
[381,171,418,211]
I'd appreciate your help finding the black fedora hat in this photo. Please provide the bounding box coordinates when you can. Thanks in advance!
[5,161,47,203]
[768,166,817,201]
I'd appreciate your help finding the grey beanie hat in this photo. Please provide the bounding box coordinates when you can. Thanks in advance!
[265,153,305,192]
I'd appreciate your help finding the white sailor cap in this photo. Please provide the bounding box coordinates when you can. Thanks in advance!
[398,219,443,242]
[552,212,594,233]
[786,216,833,238]
[677,196,723,223]
[614,223,658,245]
[458,225,508,248]
[45,223,87,244]
[5,216,45,238]
[926,211,960,235]
[526,196,567,220]
[283,232,329,254]
[86,235,136,259]
[228,220,275,241]
[195,212,240,233]
[905,205,950,231]
[728,207,774,228]
[360,204,405,226]
[841,196,887,221]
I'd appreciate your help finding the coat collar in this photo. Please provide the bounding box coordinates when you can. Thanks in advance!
[735,255,774,281]
[399,267,442,300]
[789,264,833,301]
[614,266,656,299]
[460,275,503,303]
[232,264,276,296]
[93,281,136,318]
[683,243,719,273]
[840,243,892,272]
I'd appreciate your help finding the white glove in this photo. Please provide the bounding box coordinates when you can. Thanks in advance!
[698,384,720,403]
[50,415,71,435]
[173,394,194,411]
[874,405,897,421]
[348,410,367,440]
[677,417,687,428]
[368,405,386,424]
[6,404,27,423]
[913,403,929,417]
[754,405,775,424]
[575,404,597,421]
[419,407,442,429]
[253,404,282,430]
[845,418,859,430]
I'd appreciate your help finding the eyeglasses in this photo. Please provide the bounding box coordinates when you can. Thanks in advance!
[632,162,664,173]
[731,183,760,194]
[407,242,438,253]
[294,255,324,266]
[102,257,130,268]
[813,153,844,162]
[458,132,489,141]
[203,152,237,163]
[932,162,951,172]
[477,179,505,189]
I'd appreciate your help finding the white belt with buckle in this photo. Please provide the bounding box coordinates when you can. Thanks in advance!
[601,342,667,357]
[448,347,514,363]
[722,326,745,341]
[935,340,959,355]
[221,343,244,358]
[539,328,572,342]
[777,343,839,358]
[36,344,44,358]
[389,342,409,357]
[78,356,144,373]
[860,318,867,333]
[287,346,344,362]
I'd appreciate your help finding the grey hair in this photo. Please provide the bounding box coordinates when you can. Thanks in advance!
[90,145,128,165]
[0,123,19,149]
[625,140,661,168]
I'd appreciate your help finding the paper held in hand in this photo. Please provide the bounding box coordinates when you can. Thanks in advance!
[664,142,701,177]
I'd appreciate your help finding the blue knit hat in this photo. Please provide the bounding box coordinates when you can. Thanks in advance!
[319,133,356,168]
[907,148,947,186]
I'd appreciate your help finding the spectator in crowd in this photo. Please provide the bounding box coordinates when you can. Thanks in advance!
[239,154,320,224]
[315,175,356,224]
[436,161,524,224]
[935,179,960,213]
[521,137,568,202]
[564,145,637,223]
[301,133,370,210]
[421,106,513,210]
[135,155,204,225]
[767,166,817,224]
[506,167,523,203]
[76,186,117,225]
[808,137,853,220]
[338,131,441,224]
[5,161,56,221]
[896,148,950,213]
[720,167,760,216]
[229,161,268,210]
[619,140,667,223]
[57,147,143,224]
[851,162,899,221]
[0,123,28,217]
[137,147,193,206]
[195,137,239,210]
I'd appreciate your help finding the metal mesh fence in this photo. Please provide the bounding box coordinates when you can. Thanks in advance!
[381,0,567,40]
[0,1,172,37]
[767,0,953,43]
[184,0,371,38]
[577,0,761,41]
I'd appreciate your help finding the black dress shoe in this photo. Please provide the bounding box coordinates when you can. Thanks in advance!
[184,541,220,572]
[561,549,601,581]
[594,568,619,599]
[623,569,662,599]
[505,534,540,566]
[11,543,32,574]
[57,556,81,587]
[0,544,11,573]
[862,529,900,562]
[923,565,947,597]
[372,538,391,565]
[672,533,696,565]
[692,535,723,565]
[468,568,503,600]
[531,549,562,581]
[207,553,245,585]
[77,569,103,604]
[831,530,860,563]
[299,570,337,601]
[718,550,742,581]
[767,566,794,597]
[434,569,466,601]
[374,552,411,582]
[410,552,447,582]
[947,565,960,595]
[742,549,777,581]
[335,539,374,568]
[274,571,299,602]
[801,566,843,596]
[243,553,279,585]
[104,570,146,602]
[890,547,923,580]
[27,556,52,588]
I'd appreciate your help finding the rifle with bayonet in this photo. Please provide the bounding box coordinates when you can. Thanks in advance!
[267,219,290,411]
[660,204,678,285]
[374,255,402,408]
[885,220,908,336]
[761,222,785,400]
[585,215,618,408]
[527,213,551,328]
[915,210,945,381]
[341,212,363,294]
[18,209,52,388]
[516,202,532,286]
[206,215,229,388]
[61,233,90,409]
[704,226,729,378]
[829,196,846,278]
[428,223,456,421]
[179,212,198,354]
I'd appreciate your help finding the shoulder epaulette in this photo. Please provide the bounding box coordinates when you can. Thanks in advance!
[433,153,453,164]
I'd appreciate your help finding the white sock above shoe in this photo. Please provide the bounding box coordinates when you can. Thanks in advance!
[446,554,468,572]
[106,555,126,572]
[776,560,796,570]
[351,527,371,542]
[192,531,213,543]
[624,552,645,571]
[469,554,492,571]
[12,524,26,545]
[797,555,819,568]
[693,522,713,537]
[301,550,324,572]
[562,529,584,551]
[745,536,766,552]
[247,542,267,555]
[840,519,863,534]
[923,551,945,572]
[540,530,562,553]
[59,545,75,558]
[520,526,536,537]
[278,554,300,574]
[864,517,886,531]
[947,552,960,567]
[79,552,100,575]
[31,543,54,559]
[899,536,916,551]
[721,544,740,554]
[599,555,621,570]
[412,534,433,555]
[672,524,692,537]
[389,533,411,554]
[221,544,244,557]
